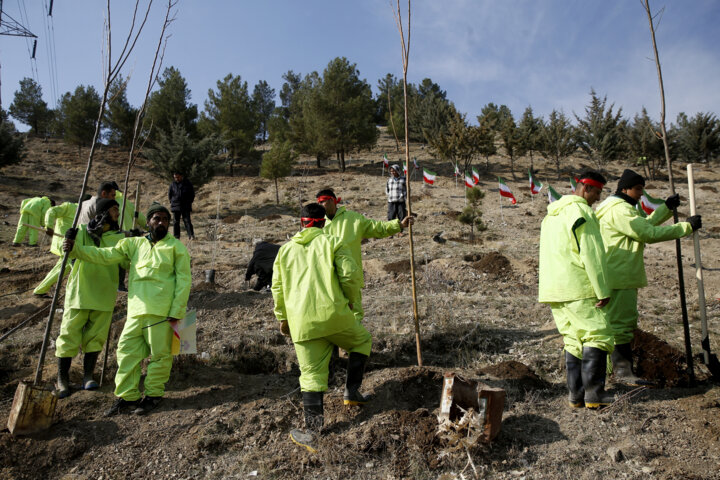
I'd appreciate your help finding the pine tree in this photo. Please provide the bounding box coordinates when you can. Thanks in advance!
[104,75,138,147]
[0,110,26,168]
[574,89,626,171]
[146,67,198,142]
[458,186,486,243]
[673,112,720,164]
[57,85,102,152]
[540,110,577,179]
[260,140,297,204]
[517,106,543,172]
[626,108,664,180]
[252,80,276,143]
[8,77,52,136]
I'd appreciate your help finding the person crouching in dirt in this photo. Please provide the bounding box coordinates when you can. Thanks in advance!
[12,195,54,247]
[63,203,191,416]
[271,203,372,453]
[55,199,125,398]
[595,169,701,386]
[245,240,280,291]
[538,170,615,409]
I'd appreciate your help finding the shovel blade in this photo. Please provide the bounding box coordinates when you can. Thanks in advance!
[439,372,505,443]
[7,381,57,435]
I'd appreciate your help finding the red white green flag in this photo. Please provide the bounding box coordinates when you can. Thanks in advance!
[569,176,578,193]
[529,169,543,194]
[498,177,517,204]
[640,189,664,215]
[547,185,562,203]
[454,163,460,176]
[423,168,437,185]
[403,161,408,175]
[472,167,480,185]
[383,153,389,167]
[464,173,475,188]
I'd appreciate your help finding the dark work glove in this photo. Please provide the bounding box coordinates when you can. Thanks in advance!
[64,227,78,240]
[688,215,702,231]
[87,213,107,237]
[665,193,680,210]
[128,228,142,237]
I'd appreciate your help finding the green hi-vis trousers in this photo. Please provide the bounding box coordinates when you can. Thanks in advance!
[55,308,113,357]
[607,288,639,345]
[115,314,173,401]
[550,297,614,359]
[34,257,70,295]
[13,213,39,245]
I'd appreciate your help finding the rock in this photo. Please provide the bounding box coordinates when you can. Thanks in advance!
[607,446,624,462]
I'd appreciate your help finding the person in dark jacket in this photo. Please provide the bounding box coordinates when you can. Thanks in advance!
[245,241,281,290]
[168,172,195,240]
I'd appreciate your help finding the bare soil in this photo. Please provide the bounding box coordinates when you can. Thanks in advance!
[0,134,719,479]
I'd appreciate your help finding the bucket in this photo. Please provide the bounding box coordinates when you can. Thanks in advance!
[204,269,215,283]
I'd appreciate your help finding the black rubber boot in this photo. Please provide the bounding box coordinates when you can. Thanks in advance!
[612,343,655,387]
[82,351,100,390]
[56,357,72,399]
[344,352,371,405]
[289,391,323,453]
[582,346,615,409]
[565,351,584,408]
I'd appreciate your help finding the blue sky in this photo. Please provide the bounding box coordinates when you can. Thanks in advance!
[2,1,718,131]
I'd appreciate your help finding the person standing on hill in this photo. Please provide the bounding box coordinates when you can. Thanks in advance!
[386,164,407,222]
[55,199,125,397]
[168,172,195,240]
[63,203,191,416]
[272,203,372,453]
[33,199,80,296]
[539,170,615,409]
[12,195,54,247]
[77,181,118,225]
[595,169,701,386]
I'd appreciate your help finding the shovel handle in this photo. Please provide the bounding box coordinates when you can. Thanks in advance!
[22,223,63,238]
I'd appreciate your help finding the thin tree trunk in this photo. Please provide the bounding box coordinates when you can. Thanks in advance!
[387,86,400,152]
[274,177,279,204]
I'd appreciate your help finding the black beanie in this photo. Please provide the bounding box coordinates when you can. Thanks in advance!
[146,202,170,220]
[95,198,119,215]
[616,169,645,192]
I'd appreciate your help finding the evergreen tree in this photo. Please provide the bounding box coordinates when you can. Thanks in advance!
[574,89,626,171]
[57,85,102,152]
[498,106,521,179]
[518,106,543,172]
[626,108,664,180]
[409,78,453,144]
[260,140,297,204]
[0,110,26,168]
[252,80,276,143]
[104,75,138,147]
[146,67,198,142]
[8,77,52,135]
[458,186,486,243]
[673,112,720,163]
[540,110,577,179]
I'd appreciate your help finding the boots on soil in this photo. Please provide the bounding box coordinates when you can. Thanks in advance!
[82,351,100,390]
[565,351,584,408]
[612,343,655,387]
[56,357,72,398]
[344,352,371,405]
[582,346,615,409]
[289,391,323,453]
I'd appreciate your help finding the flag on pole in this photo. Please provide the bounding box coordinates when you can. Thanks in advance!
[569,176,578,193]
[403,162,408,175]
[383,153,389,167]
[413,157,420,169]
[423,168,437,185]
[454,163,460,176]
[640,189,664,215]
[529,169,543,194]
[472,167,480,185]
[498,177,517,204]
[464,173,475,188]
[547,185,562,203]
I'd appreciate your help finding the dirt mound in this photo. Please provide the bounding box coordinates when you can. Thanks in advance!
[444,210,460,219]
[260,214,281,221]
[480,360,548,390]
[465,251,513,276]
[632,329,692,387]
[384,259,411,274]
[699,185,717,192]
[252,186,265,195]
[222,214,242,224]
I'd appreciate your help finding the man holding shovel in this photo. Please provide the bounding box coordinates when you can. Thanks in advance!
[12,195,54,247]
[33,199,80,297]
[596,169,701,386]
[64,203,191,416]
[272,203,372,453]
[539,170,615,409]
[55,199,125,398]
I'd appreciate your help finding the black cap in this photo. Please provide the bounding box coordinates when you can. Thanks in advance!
[616,169,645,192]
[96,198,119,215]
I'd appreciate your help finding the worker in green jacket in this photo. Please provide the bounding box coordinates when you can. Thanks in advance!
[272,203,372,453]
[115,190,147,292]
[12,196,54,247]
[55,199,125,397]
[539,170,615,409]
[596,169,701,386]
[64,202,191,416]
[33,201,78,296]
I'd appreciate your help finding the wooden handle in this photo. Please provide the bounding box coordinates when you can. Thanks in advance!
[687,163,710,365]
[22,223,63,238]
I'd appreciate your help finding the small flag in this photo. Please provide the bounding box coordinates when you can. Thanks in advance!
[413,157,420,169]
[529,169,543,195]
[498,177,517,205]
[569,176,578,193]
[403,162,408,175]
[383,153,389,167]
[547,185,562,203]
[454,163,460,177]
[640,189,664,215]
[464,174,475,188]
[171,310,197,355]
[472,167,480,185]
[423,168,437,185]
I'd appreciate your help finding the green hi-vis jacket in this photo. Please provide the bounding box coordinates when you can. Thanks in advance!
[20,196,52,225]
[538,195,612,303]
[66,225,125,311]
[595,196,693,290]
[71,234,192,319]
[45,202,77,256]
[115,192,147,230]
[324,206,401,286]
[271,228,361,343]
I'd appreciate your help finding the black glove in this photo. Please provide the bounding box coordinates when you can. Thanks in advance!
[665,193,680,210]
[87,213,107,237]
[128,228,142,237]
[688,215,702,231]
[64,227,78,240]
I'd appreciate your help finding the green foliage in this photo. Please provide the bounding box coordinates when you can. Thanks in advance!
[0,110,26,168]
[497,106,521,178]
[146,67,198,142]
[540,110,577,179]
[410,78,455,144]
[261,140,298,204]
[104,75,138,147]
[625,108,664,180]
[574,89,626,170]
[252,80,276,142]
[518,107,543,170]
[56,85,102,149]
[672,112,720,163]
[145,121,222,190]
[8,77,52,136]
[458,187,486,241]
